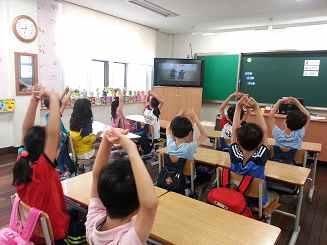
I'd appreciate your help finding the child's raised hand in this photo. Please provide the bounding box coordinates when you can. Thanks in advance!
[176,109,186,117]
[105,128,130,146]
[287,97,299,104]
[247,97,259,110]
[39,86,58,99]
[233,92,245,98]
[186,109,198,122]
[31,85,42,101]
[236,95,248,108]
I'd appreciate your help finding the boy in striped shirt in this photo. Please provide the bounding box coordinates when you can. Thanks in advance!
[229,95,270,205]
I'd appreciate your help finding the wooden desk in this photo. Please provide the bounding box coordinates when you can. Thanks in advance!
[267,138,322,153]
[187,147,310,245]
[62,172,168,206]
[206,130,320,201]
[151,192,281,245]
[193,147,311,186]
[126,115,147,124]
[60,172,280,245]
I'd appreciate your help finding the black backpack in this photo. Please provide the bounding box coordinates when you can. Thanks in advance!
[157,154,186,194]
[137,135,154,155]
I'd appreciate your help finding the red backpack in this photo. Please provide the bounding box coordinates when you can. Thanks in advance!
[207,168,253,218]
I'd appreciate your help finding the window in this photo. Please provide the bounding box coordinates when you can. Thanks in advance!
[90,60,108,95]
[126,64,153,92]
[88,60,151,92]
[109,62,126,89]
[127,64,147,92]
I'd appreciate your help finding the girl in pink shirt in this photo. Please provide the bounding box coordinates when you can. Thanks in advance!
[111,91,126,128]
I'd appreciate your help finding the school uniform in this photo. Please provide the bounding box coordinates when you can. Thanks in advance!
[229,143,270,205]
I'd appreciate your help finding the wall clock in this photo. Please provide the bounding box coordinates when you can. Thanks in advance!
[12,15,38,43]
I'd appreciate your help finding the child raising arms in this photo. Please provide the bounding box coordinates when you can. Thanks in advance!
[86,128,158,244]
[144,90,164,140]
[13,86,70,243]
[268,97,310,163]
[111,89,127,128]
[230,95,270,205]
[218,91,247,140]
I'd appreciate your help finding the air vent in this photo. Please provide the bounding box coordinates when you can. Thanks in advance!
[128,0,178,17]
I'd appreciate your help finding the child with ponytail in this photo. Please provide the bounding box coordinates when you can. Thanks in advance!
[143,90,164,140]
[111,89,127,128]
[13,86,70,244]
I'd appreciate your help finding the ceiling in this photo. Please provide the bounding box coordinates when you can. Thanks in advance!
[65,0,327,33]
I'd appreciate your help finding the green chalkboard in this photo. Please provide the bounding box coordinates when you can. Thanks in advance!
[199,54,239,101]
[240,51,327,107]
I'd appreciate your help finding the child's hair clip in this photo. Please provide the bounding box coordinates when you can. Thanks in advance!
[16,150,29,161]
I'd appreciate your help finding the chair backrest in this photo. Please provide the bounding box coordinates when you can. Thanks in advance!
[10,195,54,245]
[228,171,263,199]
[294,150,306,165]
[269,145,305,165]
[160,153,193,176]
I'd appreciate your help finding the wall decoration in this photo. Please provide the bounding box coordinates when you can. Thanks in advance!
[15,52,38,95]
[12,15,38,43]
[0,99,16,112]
[37,0,64,90]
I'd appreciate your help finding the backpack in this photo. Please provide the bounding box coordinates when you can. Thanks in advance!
[64,209,86,245]
[58,136,76,174]
[157,154,186,194]
[0,196,41,245]
[136,125,154,155]
[207,168,253,218]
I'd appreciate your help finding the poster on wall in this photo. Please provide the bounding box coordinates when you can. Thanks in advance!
[303,60,320,77]
[0,99,16,112]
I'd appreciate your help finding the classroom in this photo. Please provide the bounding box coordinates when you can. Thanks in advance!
[0,0,327,244]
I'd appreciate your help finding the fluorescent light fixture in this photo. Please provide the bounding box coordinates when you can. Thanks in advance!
[202,32,216,36]
[128,0,178,17]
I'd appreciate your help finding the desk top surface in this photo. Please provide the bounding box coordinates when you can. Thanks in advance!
[159,147,310,186]
[152,192,281,245]
[62,172,168,205]
[62,172,280,245]
[267,138,322,153]
[126,115,147,124]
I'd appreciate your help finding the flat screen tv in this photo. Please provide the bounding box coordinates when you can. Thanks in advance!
[153,58,203,87]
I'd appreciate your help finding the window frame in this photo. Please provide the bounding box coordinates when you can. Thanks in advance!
[91,59,151,91]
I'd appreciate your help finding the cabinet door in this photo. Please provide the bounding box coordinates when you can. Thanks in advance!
[152,86,202,121]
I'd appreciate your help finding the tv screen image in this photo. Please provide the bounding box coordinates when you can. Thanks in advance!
[154,58,203,87]
[158,63,201,82]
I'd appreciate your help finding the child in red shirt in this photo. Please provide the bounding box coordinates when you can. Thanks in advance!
[13,86,70,243]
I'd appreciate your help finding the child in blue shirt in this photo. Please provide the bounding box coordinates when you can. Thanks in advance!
[44,88,72,175]
[268,97,310,163]
[166,109,207,160]
[230,96,270,205]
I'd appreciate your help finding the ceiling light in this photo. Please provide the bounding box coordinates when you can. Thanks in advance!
[128,0,179,17]
[202,32,216,36]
